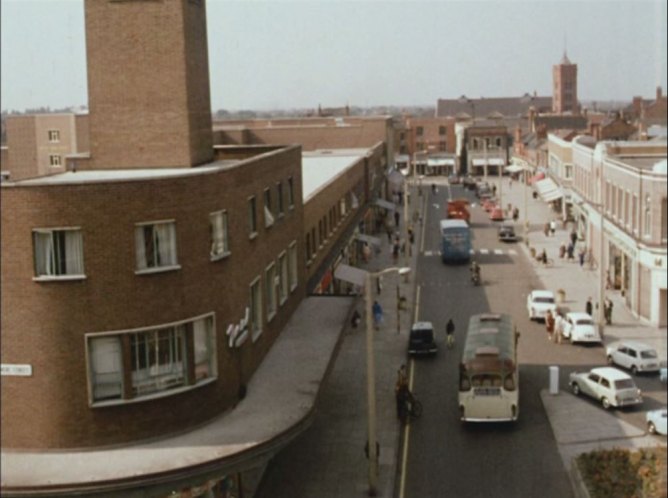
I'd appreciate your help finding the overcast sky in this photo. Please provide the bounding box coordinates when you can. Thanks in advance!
[1,0,666,112]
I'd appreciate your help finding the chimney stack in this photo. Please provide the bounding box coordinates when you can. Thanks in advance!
[657,86,663,101]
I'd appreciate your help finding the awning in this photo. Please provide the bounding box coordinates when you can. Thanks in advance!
[530,172,545,184]
[472,158,505,166]
[375,198,397,211]
[505,164,530,173]
[534,178,563,202]
[427,158,455,168]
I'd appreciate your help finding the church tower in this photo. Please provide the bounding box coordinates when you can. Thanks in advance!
[552,52,579,114]
[84,0,213,169]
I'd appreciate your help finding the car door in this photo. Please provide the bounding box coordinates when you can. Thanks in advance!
[563,317,573,339]
[582,372,600,398]
[626,348,639,369]
[598,376,613,404]
[613,346,629,368]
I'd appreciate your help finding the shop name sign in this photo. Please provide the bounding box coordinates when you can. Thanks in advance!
[1,364,33,377]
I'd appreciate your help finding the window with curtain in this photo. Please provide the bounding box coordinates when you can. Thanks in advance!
[248,196,258,235]
[265,263,277,320]
[33,228,85,278]
[278,251,288,305]
[288,241,298,291]
[250,277,262,341]
[88,314,217,404]
[135,221,177,271]
[209,210,229,259]
[264,188,274,227]
[193,316,216,381]
[89,336,123,401]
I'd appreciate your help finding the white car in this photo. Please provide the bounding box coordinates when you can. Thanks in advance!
[569,367,643,409]
[646,409,667,435]
[562,312,601,344]
[606,341,661,374]
[527,290,557,321]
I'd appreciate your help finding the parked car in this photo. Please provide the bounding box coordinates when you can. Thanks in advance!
[489,206,505,221]
[646,409,667,435]
[526,290,557,321]
[569,367,643,409]
[482,198,497,212]
[606,341,661,374]
[462,176,476,190]
[408,321,437,356]
[448,174,461,185]
[562,312,602,344]
[498,222,517,242]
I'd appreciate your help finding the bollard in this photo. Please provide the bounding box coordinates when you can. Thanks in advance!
[549,365,559,395]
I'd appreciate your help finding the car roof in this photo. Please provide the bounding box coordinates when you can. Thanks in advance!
[590,367,632,380]
[412,321,433,330]
[567,312,592,320]
[530,290,555,297]
[614,340,656,351]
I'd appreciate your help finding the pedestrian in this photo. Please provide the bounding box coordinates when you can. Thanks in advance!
[351,310,361,329]
[408,226,415,245]
[376,276,382,295]
[585,297,593,316]
[362,243,371,263]
[545,310,555,341]
[554,312,564,344]
[549,220,556,236]
[559,243,566,259]
[539,248,548,265]
[394,210,400,228]
[372,301,383,329]
[386,225,393,243]
[570,229,577,247]
[512,207,519,221]
[509,178,513,189]
[579,248,586,268]
[492,184,497,196]
[604,298,613,325]
[567,243,575,260]
[392,242,400,262]
[395,364,409,418]
[544,222,550,237]
[445,319,455,348]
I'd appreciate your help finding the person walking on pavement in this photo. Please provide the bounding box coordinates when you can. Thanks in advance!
[446,319,455,349]
[554,311,564,344]
[549,219,556,236]
[570,229,578,247]
[585,297,593,316]
[604,297,613,325]
[579,248,586,268]
[372,300,383,329]
[545,310,555,341]
[544,222,550,237]
[395,364,410,419]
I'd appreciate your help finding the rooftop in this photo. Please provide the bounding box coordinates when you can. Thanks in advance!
[301,149,368,201]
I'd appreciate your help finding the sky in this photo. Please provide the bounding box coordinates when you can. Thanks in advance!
[1,0,667,112]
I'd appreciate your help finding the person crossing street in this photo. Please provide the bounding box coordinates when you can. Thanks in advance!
[446,319,455,349]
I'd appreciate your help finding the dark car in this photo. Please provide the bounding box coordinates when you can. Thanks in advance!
[462,176,476,190]
[408,321,437,356]
[498,222,517,242]
[448,174,461,185]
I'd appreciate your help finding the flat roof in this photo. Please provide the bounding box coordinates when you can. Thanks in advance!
[2,160,240,186]
[301,149,368,201]
[616,156,666,171]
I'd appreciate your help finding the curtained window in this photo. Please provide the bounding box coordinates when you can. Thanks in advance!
[33,228,84,277]
[209,210,229,259]
[135,221,177,271]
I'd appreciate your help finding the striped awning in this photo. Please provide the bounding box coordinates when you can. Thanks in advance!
[534,178,563,202]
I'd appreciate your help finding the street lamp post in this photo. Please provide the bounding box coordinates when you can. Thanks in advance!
[364,266,410,496]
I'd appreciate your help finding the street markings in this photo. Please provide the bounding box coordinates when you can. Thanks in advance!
[423,248,519,257]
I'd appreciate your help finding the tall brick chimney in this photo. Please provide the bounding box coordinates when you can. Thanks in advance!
[657,86,663,101]
[85,0,213,169]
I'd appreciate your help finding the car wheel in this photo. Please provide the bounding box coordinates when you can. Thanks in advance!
[631,365,638,375]
[571,383,580,396]
[606,355,614,365]
[601,397,611,410]
[648,422,657,435]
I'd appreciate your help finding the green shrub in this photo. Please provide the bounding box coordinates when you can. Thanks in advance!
[576,447,666,498]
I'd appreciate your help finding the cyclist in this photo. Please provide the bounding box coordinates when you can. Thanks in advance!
[446,319,455,348]
[470,261,481,284]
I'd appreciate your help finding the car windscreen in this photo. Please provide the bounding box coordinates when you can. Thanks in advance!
[614,379,636,390]
[534,297,554,304]
[641,350,658,359]
[576,318,594,325]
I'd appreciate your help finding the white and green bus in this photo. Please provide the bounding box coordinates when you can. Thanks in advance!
[458,313,520,422]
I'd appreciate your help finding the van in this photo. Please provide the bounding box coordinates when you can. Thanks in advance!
[408,321,437,356]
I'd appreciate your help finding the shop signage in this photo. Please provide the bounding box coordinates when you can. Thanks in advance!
[1,364,32,377]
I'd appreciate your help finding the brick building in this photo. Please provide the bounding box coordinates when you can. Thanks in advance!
[552,52,579,114]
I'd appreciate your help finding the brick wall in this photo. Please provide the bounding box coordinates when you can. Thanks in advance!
[0,147,305,449]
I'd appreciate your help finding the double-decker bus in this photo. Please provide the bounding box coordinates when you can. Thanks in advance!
[458,313,520,422]
[439,219,471,264]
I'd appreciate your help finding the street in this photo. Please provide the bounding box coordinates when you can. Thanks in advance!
[401,180,665,497]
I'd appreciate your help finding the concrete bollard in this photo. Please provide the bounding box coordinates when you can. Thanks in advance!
[549,366,559,395]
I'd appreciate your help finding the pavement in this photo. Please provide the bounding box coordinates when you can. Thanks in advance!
[254,174,666,498]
